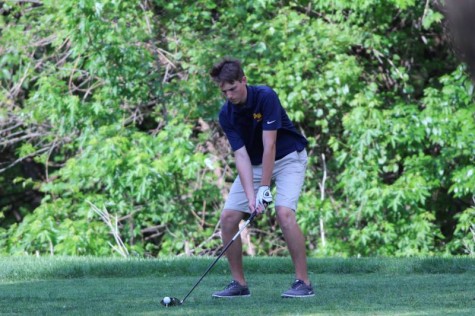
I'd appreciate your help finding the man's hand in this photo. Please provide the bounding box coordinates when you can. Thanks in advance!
[255,185,272,213]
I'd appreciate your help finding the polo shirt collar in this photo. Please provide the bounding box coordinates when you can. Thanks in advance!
[232,85,253,113]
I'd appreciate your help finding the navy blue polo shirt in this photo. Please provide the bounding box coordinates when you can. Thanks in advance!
[219,85,308,165]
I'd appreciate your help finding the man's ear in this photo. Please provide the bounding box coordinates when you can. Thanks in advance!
[241,76,247,84]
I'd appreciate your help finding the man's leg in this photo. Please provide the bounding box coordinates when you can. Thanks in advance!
[276,205,310,286]
[220,209,247,285]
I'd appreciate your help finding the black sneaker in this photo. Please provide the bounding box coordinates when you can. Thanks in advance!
[281,279,315,298]
[212,280,251,298]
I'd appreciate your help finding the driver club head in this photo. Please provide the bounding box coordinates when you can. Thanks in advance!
[160,297,182,307]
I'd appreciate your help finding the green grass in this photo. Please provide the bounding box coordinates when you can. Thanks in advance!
[1,256,474,315]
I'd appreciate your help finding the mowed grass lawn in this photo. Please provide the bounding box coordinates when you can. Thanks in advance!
[0,256,474,315]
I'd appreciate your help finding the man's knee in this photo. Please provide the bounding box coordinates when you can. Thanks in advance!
[276,206,297,230]
[220,210,244,232]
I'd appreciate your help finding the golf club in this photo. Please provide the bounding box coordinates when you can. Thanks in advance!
[160,209,261,307]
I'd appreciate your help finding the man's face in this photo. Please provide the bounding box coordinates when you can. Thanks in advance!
[220,77,247,105]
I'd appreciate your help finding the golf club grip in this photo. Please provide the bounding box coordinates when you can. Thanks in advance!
[181,211,257,303]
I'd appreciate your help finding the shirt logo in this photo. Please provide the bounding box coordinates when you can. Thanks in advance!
[267,120,276,124]
[253,113,262,122]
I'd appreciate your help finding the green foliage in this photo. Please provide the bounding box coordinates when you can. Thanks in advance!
[1,0,221,256]
[328,65,475,256]
[5,122,219,256]
[1,0,473,257]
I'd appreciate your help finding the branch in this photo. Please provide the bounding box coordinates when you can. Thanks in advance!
[291,3,334,24]
[139,1,152,34]
[87,201,130,257]
[9,63,31,99]
[372,48,405,81]
[0,121,24,135]
[318,154,327,247]
[10,0,43,3]
[0,132,44,147]
[32,34,56,47]
[422,0,431,22]
[45,138,57,182]
[0,147,49,173]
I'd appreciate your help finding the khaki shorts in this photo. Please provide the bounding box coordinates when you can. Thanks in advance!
[223,149,308,213]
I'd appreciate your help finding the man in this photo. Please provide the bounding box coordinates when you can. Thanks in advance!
[209,57,314,298]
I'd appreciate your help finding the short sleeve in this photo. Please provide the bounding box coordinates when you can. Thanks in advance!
[261,89,282,131]
[219,108,245,151]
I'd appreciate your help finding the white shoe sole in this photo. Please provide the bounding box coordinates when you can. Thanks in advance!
[281,293,315,298]
[212,294,251,298]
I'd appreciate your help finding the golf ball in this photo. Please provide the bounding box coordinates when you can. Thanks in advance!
[163,297,171,304]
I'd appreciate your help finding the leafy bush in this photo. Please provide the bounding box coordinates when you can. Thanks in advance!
[1,0,473,257]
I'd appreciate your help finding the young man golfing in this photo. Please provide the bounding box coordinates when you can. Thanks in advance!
[209,58,314,298]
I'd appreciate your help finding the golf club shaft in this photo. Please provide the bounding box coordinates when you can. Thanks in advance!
[181,211,257,303]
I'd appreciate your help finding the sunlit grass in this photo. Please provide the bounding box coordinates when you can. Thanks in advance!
[1,256,474,315]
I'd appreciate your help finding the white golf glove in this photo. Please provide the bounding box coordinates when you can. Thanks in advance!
[255,185,273,209]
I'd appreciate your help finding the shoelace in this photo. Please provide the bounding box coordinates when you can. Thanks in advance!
[292,280,306,289]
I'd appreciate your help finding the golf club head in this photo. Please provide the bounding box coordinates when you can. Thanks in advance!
[160,297,182,307]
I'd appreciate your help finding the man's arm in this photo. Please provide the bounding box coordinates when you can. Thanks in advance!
[234,146,256,212]
[253,130,277,212]
[261,130,277,186]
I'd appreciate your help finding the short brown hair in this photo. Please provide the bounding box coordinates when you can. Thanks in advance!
[209,58,245,84]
